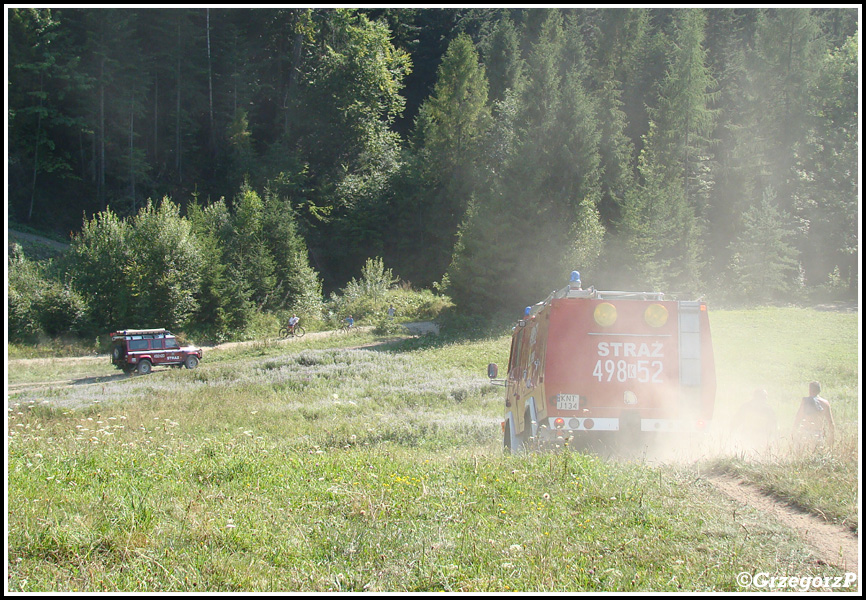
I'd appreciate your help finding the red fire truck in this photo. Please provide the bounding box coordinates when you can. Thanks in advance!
[489,273,716,452]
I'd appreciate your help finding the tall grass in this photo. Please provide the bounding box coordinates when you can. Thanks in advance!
[7,307,859,591]
[699,307,859,530]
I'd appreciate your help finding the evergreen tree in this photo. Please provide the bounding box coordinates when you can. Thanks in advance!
[8,8,90,226]
[404,32,492,285]
[646,8,718,211]
[702,8,757,276]
[616,8,716,293]
[8,7,861,315]
[593,77,636,228]
[479,15,523,105]
[585,8,656,158]
[795,35,859,292]
[511,10,604,292]
[447,10,605,312]
[261,187,323,318]
[726,188,799,303]
[750,8,824,211]
[229,183,277,307]
[615,123,704,293]
[187,198,253,338]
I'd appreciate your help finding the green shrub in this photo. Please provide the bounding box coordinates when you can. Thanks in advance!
[33,279,89,336]
[7,244,89,341]
[8,244,41,338]
[372,315,404,335]
[326,257,452,324]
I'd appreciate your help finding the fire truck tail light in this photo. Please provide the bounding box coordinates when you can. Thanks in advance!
[696,419,707,430]
[569,418,581,429]
[554,418,565,429]
[644,304,669,327]
[583,419,595,430]
[593,303,617,327]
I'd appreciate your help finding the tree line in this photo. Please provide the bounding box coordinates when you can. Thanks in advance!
[7,8,859,340]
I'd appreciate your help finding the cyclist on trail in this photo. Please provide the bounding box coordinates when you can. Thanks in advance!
[288,315,300,333]
[344,315,355,329]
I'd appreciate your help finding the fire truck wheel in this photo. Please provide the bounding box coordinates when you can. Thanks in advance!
[137,359,152,375]
[503,422,514,453]
[518,409,533,448]
[503,420,523,454]
[184,355,199,369]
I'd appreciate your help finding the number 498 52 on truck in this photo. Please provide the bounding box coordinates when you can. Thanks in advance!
[489,272,716,453]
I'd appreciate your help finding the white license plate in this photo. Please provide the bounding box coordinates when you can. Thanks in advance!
[556,394,581,411]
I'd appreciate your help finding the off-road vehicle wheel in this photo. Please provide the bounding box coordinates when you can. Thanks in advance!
[184,355,199,369]
[137,359,153,375]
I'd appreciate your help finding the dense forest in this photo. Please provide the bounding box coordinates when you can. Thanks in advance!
[7,7,860,341]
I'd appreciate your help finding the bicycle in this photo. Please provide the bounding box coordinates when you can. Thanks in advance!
[279,324,306,338]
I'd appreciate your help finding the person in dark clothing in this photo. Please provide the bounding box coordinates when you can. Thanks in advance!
[793,381,835,447]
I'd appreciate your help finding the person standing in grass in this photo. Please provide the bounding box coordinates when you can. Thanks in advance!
[794,381,836,447]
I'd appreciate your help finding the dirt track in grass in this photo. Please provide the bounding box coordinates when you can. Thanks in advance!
[707,474,858,574]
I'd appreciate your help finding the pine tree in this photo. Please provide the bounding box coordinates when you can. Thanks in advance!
[187,198,253,337]
[615,8,716,293]
[795,35,858,292]
[8,8,90,224]
[403,32,492,285]
[230,183,277,307]
[727,188,799,302]
[480,16,523,105]
[615,123,704,293]
[446,10,605,312]
[261,187,323,318]
[750,8,824,211]
[646,8,718,210]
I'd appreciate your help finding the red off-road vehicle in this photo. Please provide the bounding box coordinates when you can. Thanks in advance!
[110,328,202,374]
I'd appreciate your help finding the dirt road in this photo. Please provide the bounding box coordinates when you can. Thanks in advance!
[707,475,858,573]
[7,323,434,395]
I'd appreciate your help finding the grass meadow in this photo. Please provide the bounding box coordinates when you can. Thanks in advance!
[6,308,860,592]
